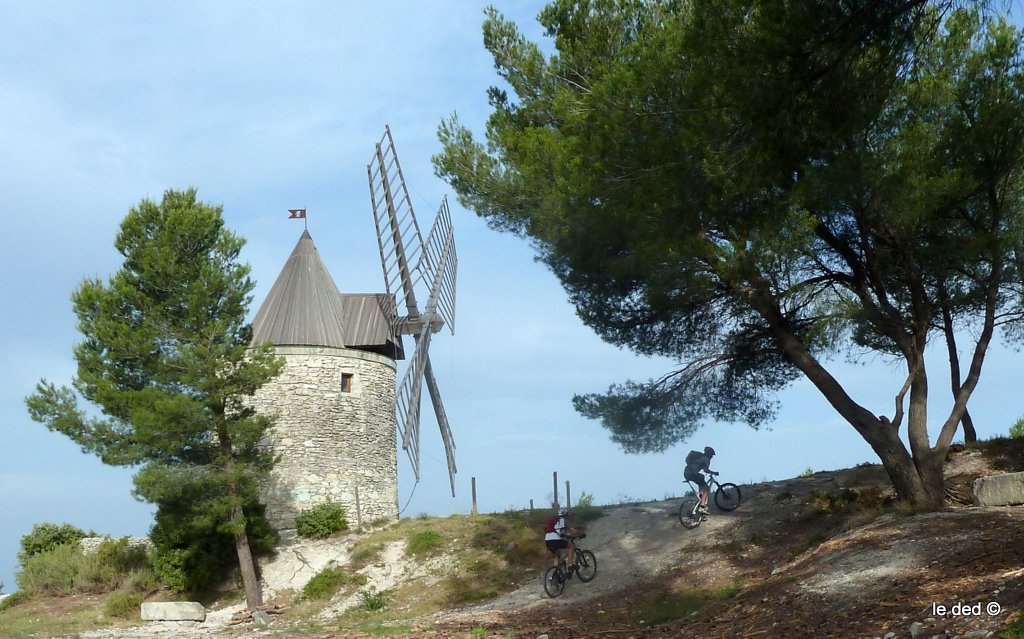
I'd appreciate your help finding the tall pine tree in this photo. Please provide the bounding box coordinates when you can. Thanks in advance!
[27,189,283,607]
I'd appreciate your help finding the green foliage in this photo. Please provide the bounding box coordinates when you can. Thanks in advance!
[16,537,158,597]
[18,523,87,563]
[301,566,367,601]
[1010,417,1024,439]
[805,488,860,515]
[295,502,350,539]
[25,189,284,602]
[571,492,605,524]
[16,544,79,595]
[357,623,415,636]
[0,590,30,611]
[998,612,1024,638]
[359,586,393,611]
[435,0,1024,506]
[103,590,143,619]
[640,581,743,624]
[799,468,815,478]
[405,530,444,557]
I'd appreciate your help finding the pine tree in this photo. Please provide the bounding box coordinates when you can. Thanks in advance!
[27,189,283,607]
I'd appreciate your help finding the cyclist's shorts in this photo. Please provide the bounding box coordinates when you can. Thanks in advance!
[545,539,569,554]
[684,469,708,488]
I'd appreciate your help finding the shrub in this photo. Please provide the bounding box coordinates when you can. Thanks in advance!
[151,547,218,594]
[77,538,154,594]
[0,590,30,611]
[16,536,159,597]
[18,523,87,562]
[103,590,143,619]
[16,544,81,595]
[1010,417,1024,439]
[405,530,444,556]
[301,566,367,601]
[360,586,393,611]
[572,492,605,524]
[295,502,349,539]
[805,488,859,514]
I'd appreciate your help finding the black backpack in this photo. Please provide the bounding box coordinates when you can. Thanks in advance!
[685,450,702,466]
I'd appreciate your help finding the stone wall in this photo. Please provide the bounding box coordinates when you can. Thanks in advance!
[80,536,153,555]
[250,346,398,532]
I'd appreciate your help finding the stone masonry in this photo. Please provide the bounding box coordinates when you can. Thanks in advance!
[250,345,398,532]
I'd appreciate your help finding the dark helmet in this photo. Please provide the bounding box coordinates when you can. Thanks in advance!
[704,446,716,456]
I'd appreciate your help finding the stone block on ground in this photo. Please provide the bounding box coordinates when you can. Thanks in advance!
[140,601,206,621]
[973,471,1024,507]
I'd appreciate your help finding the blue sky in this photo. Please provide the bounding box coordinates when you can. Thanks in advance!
[2,1,1022,594]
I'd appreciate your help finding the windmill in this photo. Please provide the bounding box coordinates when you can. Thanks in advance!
[367,126,459,496]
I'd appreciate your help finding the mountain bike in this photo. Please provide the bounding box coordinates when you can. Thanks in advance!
[679,473,741,529]
[543,534,597,598]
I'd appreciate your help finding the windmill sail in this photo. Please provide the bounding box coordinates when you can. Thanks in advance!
[368,126,459,496]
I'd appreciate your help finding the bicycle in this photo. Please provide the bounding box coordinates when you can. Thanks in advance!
[543,534,597,598]
[678,473,741,529]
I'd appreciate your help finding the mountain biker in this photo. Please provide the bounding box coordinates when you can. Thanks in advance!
[544,508,580,572]
[684,446,718,516]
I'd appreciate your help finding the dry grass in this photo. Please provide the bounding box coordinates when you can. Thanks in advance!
[0,593,139,639]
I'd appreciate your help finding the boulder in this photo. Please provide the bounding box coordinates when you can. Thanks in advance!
[140,601,206,621]
[973,471,1024,507]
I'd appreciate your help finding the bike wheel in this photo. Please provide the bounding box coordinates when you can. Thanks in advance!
[679,498,703,529]
[715,483,742,511]
[543,565,565,598]
[575,550,597,582]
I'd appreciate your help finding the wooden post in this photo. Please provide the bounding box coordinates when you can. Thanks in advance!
[354,485,363,530]
[553,471,559,509]
[471,477,478,516]
[566,480,571,509]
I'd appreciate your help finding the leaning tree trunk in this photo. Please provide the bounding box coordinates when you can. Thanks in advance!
[218,425,263,609]
[231,502,263,609]
[766,309,945,508]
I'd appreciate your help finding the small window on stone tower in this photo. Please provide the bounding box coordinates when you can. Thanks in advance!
[341,373,354,393]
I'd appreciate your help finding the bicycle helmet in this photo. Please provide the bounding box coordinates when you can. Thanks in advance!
[704,446,716,456]
[559,508,570,517]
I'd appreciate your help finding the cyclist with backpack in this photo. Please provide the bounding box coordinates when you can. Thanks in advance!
[543,508,580,572]
[684,446,718,516]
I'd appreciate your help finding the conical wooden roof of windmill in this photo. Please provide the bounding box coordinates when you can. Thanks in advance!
[251,229,348,348]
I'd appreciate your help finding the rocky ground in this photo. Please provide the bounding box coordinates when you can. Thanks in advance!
[71,452,1024,638]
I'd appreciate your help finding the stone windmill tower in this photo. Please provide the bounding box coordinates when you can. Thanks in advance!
[250,127,458,532]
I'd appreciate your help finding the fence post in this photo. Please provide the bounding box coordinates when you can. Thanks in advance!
[354,485,363,530]
[566,480,571,509]
[471,477,478,516]
[553,471,559,509]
